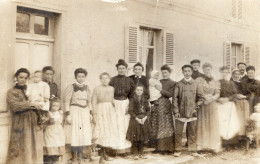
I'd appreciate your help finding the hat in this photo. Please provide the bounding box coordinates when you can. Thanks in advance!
[231,68,240,75]
[202,62,212,69]
[134,62,144,71]
[190,59,201,65]
[116,59,128,68]
[237,62,246,67]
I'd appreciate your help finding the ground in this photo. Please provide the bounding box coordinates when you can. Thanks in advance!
[81,148,260,164]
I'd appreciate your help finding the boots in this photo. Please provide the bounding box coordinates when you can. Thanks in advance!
[99,149,105,164]
[69,152,78,164]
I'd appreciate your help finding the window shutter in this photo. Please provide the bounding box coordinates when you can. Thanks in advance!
[125,24,139,65]
[238,0,242,19]
[224,42,231,71]
[164,32,174,67]
[232,0,237,18]
[244,46,250,65]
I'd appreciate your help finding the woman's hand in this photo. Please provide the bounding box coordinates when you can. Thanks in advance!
[31,102,43,110]
[141,116,147,124]
[218,97,229,104]
[236,94,247,100]
[155,84,162,91]
[135,118,142,124]
[66,115,72,124]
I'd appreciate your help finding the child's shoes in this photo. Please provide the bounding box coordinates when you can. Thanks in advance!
[133,155,139,160]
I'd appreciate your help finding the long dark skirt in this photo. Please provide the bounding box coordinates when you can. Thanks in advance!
[126,114,150,143]
[149,97,174,152]
[7,110,43,164]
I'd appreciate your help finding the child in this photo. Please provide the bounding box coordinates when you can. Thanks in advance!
[26,70,50,125]
[173,65,204,157]
[246,103,260,152]
[44,98,65,163]
[92,72,118,163]
[126,85,150,160]
[149,70,161,103]
[64,68,93,163]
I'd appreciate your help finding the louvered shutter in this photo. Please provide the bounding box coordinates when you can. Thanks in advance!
[224,42,232,71]
[244,46,250,65]
[238,0,242,19]
[164,32,174,68]
[232,0,237,18]
[125,24,139,69]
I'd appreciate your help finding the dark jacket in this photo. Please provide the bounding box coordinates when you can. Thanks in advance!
[173,78,204,118]
[129,75,150,99]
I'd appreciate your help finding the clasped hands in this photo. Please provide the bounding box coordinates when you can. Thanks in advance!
[136,116,147,125]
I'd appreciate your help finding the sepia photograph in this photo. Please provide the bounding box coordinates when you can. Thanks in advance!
[0,0,260,163]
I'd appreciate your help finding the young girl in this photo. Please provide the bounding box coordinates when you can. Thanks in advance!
[126,85,150,160]
[64,68,93,163]
[149,70,161,103]
[92,72,118,163]
[44,98,65,163]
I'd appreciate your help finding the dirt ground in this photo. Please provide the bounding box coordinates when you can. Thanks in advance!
[86,148,260,164]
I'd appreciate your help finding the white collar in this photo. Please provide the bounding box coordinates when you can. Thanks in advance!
[184,77,192,82]
[135,75,142,78]
[76,82,85,87]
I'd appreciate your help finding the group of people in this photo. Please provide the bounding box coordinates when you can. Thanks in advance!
[6,59,260,164]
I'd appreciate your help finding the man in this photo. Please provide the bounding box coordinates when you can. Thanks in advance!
[173,65,204,157]
[244,66,260,114]
[129,62,150,99]
[42,66,59,99]
[237,62,248,82]
[190,59,204,79]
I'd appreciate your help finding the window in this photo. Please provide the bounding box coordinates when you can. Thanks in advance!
[34,16,49,35]
[16,12,30,33]
[223,42,250,71]
[16,7,54,36]
[232,0,242,19]
[125,24,174,77]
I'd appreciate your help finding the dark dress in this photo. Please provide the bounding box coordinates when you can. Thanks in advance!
[129,75,150,99]
[7,86,43,164]
[191,71,204,80]
[232,80,250,135]
[244,78,260,114]
[44,80,59,98]
[126,95,150,143]
[150,78,176,152]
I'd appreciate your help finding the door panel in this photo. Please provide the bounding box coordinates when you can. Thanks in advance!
[15,41,30,71]
[15,40,53,74]
[32,43,52,72]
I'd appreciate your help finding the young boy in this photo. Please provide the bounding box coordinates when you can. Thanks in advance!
[129,62,150,99]
[190,59,204,80]
[173,65,204,157]
[42,66,59,99]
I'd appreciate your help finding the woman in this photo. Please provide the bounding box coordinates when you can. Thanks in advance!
[92,72,117,163]
[7,68,43,164]
[196,62,221,153]
[231,69,250,137]
[243,66,260,114]
[217,67,239,149]
[150,65,176,154]
[109,59,134,153]
[64,68,93,163]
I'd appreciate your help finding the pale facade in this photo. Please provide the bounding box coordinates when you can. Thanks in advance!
[0,0,260,163]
